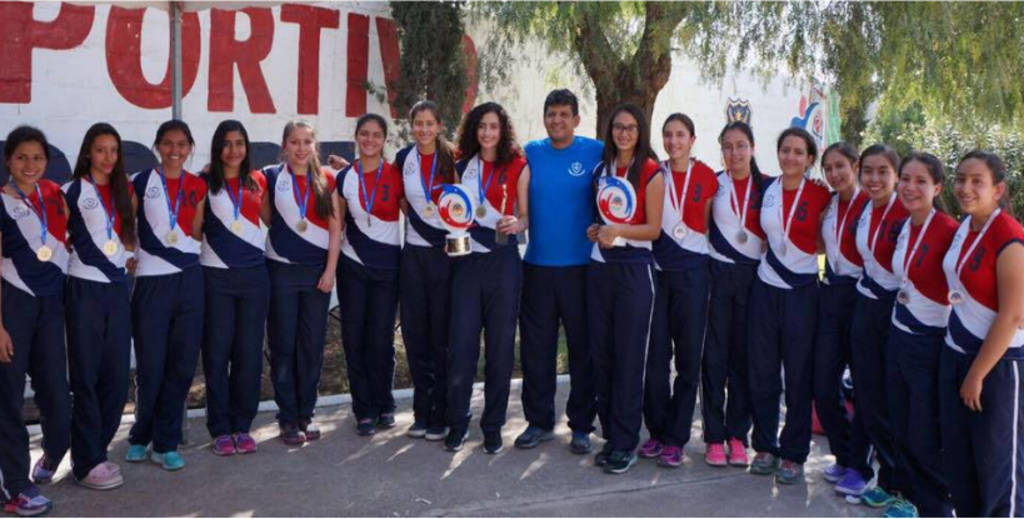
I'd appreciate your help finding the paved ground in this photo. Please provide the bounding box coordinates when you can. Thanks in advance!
[32,383,878,517]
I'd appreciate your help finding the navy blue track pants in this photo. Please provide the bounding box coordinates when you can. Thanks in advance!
[399,245,450,429]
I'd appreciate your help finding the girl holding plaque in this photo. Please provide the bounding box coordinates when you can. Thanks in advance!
[883,152,957,518]
[264,121,341,445]
[813,142,872,494]
[585,103,663,474]
[335,114,404,437]
[193,120,270,456]
[639,113,717,467]
[445,102,530,455]
[64,123,137,489]
[126,120,208,472]
[0,126,69,516]
[701,121,766,468]
[847,144,908,507]
[747,128,830,484]
[395,101,457,441]
[940,151,1024,517]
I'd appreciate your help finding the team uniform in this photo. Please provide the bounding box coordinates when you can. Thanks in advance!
[701,171,766,450]
[849,193,909,492]
[128,168,207,456]
[520,136,603,436]
[264,164,337,431]
[643,159,717,451]
[336,159,403,424]
[447,154,527,437]
[939,209,1024,517]
[587,158,661,454]
[199,172,269,441]
[814,188,874,484]
[0,180,70,502]
[62,176,133,481]
[747,176,830,465]
[396,145,451,432]
[886,209,957,516]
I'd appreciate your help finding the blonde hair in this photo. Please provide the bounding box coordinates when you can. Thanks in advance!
[281,120,332,219]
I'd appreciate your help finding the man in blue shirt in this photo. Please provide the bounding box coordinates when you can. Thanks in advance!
[515,89,603,454]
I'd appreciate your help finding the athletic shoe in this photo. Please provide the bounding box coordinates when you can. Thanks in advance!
[483,431,503,454]
[377,413,396,429]
[424,426,448,442]
[31,455,56,484]
[232,433,257,455]
[76,462,123,490]
[823,463,847,483]
[301,420,321,440]
[861,487,899,508]
[728,438,750,466]
[407,422,427,439]
[151,451,185,471]
[124,444,148,463]
[638,438,663,459]
[658,445,684,467]
[775,459,804,485]
[100,462,121,475]
[835,469,869,496]
[603,450,638,474]
[514,426,554,449]
[883,498,919,518]
[594,443,614,467]
[3,486,51,517]
[749,452,778,475]
[356,418,376,436]
[570,431,593,454]
[444,428,468,452]
[704,443,728,467]
[279,423,306,445]
[211,435,235,456]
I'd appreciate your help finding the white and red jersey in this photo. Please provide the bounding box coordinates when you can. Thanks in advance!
[396,144,448,249]
[264,163,337,266]
[590,157,662,264]
[457,154,527,254]
[337,160,404,269]
[200,171,267,269]
[0,179,68,296]
[63,177,133,283]
[652,159,718,271]
[756,175,831,289]
[890,210,958,335]
[943,210,1024,358]
[708,172,766,265]
[822,190,870,285]
[855,193,909,299]
[131,168,207,277]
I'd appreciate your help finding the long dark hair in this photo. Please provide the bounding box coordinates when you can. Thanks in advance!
[601,103,658,190]
[153,119,195,162]
[281,120,332,219]
[72,123,137,247]
[899,151,948,213]
[776,127,819,166]
[959,149,1014,217]
[718,121,763,179]
[208,120,255,194]
[456,102,521,166]
[821,141,858,168]
[355,113,389,158]
[4,126,50,164]
[410,100,456,184]
[858,143,901,180]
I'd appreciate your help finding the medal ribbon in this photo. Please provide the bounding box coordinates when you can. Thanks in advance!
[780,177,806,245]
[663,160,693,228]
[867,192,897,253]
[476,156,497,211]
[901,208,936,282]
[10,182,47,247]
[955,208,1001,283]
[225,176,243,222]
[420,151,438,206]
[158,168,184,232]
[357,159,385,220]
[834,187,860,244]
[289,165,310,221]
[86,175,115,240]
[729,172,751,233]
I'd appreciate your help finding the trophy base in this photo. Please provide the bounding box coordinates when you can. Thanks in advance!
[445,234,472,257]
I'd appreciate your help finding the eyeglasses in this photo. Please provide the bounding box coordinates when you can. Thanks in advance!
[612,123,639,134]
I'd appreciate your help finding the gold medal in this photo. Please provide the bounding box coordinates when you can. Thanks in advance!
[36,245,53,262]
[296,219,308,233]
[102,240,119,256]
[475,205,487,219]
[231,220,244,235]
[424,203,436,218]
[166,231,179,245]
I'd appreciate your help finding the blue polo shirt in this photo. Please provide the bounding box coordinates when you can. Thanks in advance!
[524,136,604,266]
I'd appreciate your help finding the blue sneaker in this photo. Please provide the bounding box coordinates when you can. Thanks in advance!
[151,450,185,471]
[822,463,847,483]
[124,444,148,463]
[570,431,592,454]
[514,426,554,449]
[861,487,898,508]
[883,498,919,517]
[31,454,57,484]
[3,486,51,517]
[835,469,869,496]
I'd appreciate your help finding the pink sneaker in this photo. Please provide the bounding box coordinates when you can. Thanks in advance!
[638,438,663,458]
[728,437,749,467]
[658,445,684,467]
[705,442,728,466]
[233,432,257,454]
[212,435,235,456]
[76,462,124,490]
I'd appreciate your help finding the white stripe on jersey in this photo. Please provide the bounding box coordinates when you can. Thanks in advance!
[659,161,709,258]
[855,193,901,298]
[461,155,504,254]
[0,257,34,296]
[822,193,862,280]
[265,167,331,264]
[135,169,200,277]
[709,172,762,264]
[756,179,817,289]
[0,192,70,289]
[339,167,400,265]
[402,150,446,247]
[64,180,127,282]
[890,220,949,331]
[200,183,267,268]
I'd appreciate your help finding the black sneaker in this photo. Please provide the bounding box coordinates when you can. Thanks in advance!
[356,418,376,436]
[603,450,638,474]
[594,443,614,467]
[444,428,469,452]
[407,422,427,438]
[483,431,504,454]
[377,413,396,429]
[514,426,554,449]
[570,431,593,454]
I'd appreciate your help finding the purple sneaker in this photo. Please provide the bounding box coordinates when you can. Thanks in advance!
[835,469,869,496]
[3,486,51,517]
[658,445,684,467]
[211,435,235,456]
[233,433,257,454]
[638,438,663,459]
[31,454,57,484]
[823,463,847,483]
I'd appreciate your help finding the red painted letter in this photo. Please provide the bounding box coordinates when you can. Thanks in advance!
[106,6,201,109]
[280,4,339,115]
[0,2,94,103]
[345,13,370,117]
[374,17,400,118]
[208,8,275,113]
[461,34,478,114]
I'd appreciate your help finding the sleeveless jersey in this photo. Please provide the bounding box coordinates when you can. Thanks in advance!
[63,177,132,283]
[131,169,207,277]
[855,193,909,299]
[708,172,766,265]
[264,163,337,266]
[0,179,68,296]
[652,159,718,271]
[200,172,268,269]
[337,160,403,269]
[890,210,958,335]
[822,190,870,285]
[756,176,831,289]
[397,144,447,249]
[590,158,662,264]
[456,154,527,254]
